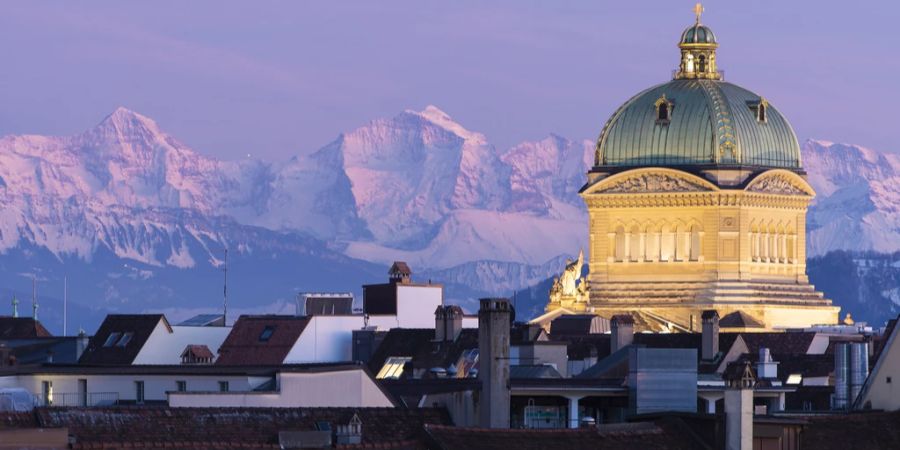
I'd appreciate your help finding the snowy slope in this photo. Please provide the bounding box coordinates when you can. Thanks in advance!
[803,139,900,255]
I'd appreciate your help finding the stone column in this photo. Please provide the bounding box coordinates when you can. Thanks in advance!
[567,396,583,429]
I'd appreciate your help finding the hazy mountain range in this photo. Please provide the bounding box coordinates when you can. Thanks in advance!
[0,106,897,331]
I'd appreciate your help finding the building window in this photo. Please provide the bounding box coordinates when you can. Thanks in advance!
[376,356,413,380]
[698,54,707,73]
[176,381,187,392]
[103,332,122,347]
[259,326,275,342]
[41,381,52,406]
[888,377,893,384]
[219,381,230,392]
[116,332,134,347]
[135,381,145,404]
[655,95,673,123]
[614,226,626,262]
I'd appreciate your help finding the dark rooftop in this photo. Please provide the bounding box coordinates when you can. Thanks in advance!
[719,311,765,329]
[367,328,478,378]
[800,410,900,450]
[216,315,310,366]
[424,420,706,450]
[0,317,51,339]
[1,406,451,449]
[78,314,169,365]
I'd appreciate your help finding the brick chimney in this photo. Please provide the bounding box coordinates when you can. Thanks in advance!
[611,315,634,352]
[701,310,719,360]
[724,361,756,450]
[434,305,463,342]
[478,298,511,429]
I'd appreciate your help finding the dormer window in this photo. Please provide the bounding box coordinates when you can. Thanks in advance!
[655,95,673,124]
[103,332,122,347]
[116,332,134,347]
[749,98,769,123]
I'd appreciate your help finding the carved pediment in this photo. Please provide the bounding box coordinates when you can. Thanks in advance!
[747,174,810,196]
[597,173,712,194]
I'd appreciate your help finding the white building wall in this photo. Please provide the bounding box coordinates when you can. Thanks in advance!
[12,373,251,403]
[168,370,393,408]
[396,285,442,329]
[283,316,366,363]
[133,326,231,365]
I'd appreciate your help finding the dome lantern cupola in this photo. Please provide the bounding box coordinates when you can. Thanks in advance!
[675,3,721,80]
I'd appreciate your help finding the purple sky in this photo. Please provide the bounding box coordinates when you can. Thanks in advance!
[0,1,896,160]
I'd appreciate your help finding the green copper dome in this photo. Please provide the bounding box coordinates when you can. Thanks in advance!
[681,24,717,44]
[595,79,801,169]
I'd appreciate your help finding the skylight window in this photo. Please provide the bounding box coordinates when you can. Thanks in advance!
[116,332,134,347]
[259,326,275,342]
[376,356,412,380]
[786,373,802,385]
[103,332,122,347]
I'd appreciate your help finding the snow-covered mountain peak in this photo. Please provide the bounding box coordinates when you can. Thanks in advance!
[407,105,487,145]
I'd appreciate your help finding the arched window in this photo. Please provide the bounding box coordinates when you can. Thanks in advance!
[760,228,769,262]
[629,225,641,262]
[675,224,689,262]
[757,103,766,122]
[698,54,707,73]
[689,225,701,261]
[658,103,669,121]
[750,222,759,261]
[655,95,672,124]
[614,226,626,262]
[786,230,796,263]
[645,225,660,262]
[660,224,675,262]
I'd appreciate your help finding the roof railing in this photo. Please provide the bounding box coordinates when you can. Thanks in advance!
[32,391,119,408]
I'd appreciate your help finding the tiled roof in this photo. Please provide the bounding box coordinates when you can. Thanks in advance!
[15,406,451,449]
[0,317,51,339]
[367,329,478,377]
[719,311,765,329]
[216,316,310,366]
[801,411,900,450]
[424,420,705,450]
[78,315,168,365]
[550,315,610,336]
[389,261,412,275]
[181,344,215,360]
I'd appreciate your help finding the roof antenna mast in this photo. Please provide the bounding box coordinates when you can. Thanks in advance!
[64,275,68,336]
[223,247,228,327]
[32,276,38,322]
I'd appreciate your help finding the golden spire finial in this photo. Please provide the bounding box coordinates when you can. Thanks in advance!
[694,2,704,24]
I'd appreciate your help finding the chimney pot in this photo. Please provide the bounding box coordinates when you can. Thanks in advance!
[701,310,720,360]
[611,315,634,352]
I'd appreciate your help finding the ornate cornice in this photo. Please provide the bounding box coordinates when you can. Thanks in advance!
[597,173,711,194]
[744,169,815,197]
[584,191,810,209]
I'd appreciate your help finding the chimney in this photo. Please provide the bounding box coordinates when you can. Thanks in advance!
[434,306,446,342]
[434,305,463,342]
[701,310,719,360]
[756,347,778,379]
[478,298,511,429]
[724,362,756,450]
[610,315,634,352]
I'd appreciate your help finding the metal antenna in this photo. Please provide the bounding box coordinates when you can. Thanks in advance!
[64,276,68,336]
[223,248,228,326]
[12,295,18,318]
[32,276,38,321]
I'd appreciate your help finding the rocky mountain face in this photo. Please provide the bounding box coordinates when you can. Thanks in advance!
[0,106,898,331]
[803,140,900,256]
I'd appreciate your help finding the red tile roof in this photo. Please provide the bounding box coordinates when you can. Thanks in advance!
[24,406,450,449]
[181,344,215,360]
[424,421,704,450]
[216,316,310,366]
[0,317,51,339]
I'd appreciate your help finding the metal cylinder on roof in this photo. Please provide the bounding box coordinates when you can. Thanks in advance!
[833,343,850,410]
[849,342,869,407]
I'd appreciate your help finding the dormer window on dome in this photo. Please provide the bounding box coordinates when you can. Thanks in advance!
[674,3,722,81]
[655,95,673,124]
[747,98,769,123]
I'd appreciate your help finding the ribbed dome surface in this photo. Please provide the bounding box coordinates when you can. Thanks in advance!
[596,79,801,169]
[681,24,717,44]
